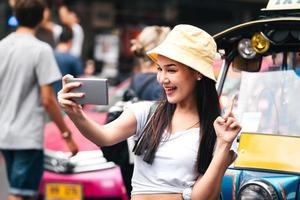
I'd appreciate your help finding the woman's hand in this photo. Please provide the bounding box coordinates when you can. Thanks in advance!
[57,74,84,116]
[213,97,241,146]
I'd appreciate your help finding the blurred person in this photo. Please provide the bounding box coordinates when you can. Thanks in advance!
[58,24,241,200]
[81,59,104,78]
[128,26,170,101]
[36,0,62,47]
[8,0,16,8]
[58,5,84,58]
[52,25,83,95]
[83,59,96,77]
[0,1,78,200]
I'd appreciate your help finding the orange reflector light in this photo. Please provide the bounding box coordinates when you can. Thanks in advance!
[251,32,270,54]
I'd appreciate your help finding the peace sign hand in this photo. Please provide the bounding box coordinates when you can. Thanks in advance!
[213,96,241,145]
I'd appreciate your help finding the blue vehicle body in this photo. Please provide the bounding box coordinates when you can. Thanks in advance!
[221,169,300,200]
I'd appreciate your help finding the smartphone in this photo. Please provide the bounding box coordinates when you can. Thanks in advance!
[66,78,108,105]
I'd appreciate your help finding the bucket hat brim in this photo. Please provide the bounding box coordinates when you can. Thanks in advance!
[147,24,217,82]
[147,42,216,82]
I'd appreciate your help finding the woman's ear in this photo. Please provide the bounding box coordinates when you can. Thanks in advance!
[197,73,203,81]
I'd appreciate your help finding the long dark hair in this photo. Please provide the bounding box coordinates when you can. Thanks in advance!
[133,76,220,174]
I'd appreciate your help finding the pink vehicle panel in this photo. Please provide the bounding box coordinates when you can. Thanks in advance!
[40,111,128,200]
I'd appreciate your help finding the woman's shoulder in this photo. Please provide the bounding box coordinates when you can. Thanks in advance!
[125,101,158,138]
[125,100,156,113]
[129,100,155,107]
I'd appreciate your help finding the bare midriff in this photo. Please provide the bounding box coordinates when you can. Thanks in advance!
[131,193,182,200]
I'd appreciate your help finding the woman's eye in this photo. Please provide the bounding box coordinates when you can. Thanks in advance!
[167,69,176,73]
[157,67,162,71]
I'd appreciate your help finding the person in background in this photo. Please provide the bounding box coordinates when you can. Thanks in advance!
[129,26,170,101]
[0,1,78,199]
[52,25,83,95]
[58,5,84,58]
[58,24,241,200]
[36,0,62,48]
[83,59,96,77]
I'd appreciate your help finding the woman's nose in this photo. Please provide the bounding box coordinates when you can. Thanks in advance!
[158,73,169,84]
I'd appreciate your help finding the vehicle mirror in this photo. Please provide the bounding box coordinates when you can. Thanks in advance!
[232,55,261,72]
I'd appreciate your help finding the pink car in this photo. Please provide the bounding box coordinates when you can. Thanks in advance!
[39,111,128,200]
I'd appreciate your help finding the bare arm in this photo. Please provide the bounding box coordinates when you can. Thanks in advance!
[191,142,235,200]
[57,74,137,146]
[191,98,241,200]
[41,84,78,155]
[68,108,137,146]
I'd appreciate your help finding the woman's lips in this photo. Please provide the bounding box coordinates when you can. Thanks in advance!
[164,86,176,96]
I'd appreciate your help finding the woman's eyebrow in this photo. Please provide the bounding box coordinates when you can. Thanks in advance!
[164,64,176,67]
[156,63,177,68]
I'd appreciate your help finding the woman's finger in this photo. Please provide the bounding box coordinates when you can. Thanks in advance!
[58,93,84,106]
[214,116,225,125]
[60,81,82,94]
[229,122,242,131]
[58,97,78,107]
[62,74,74,86]
[61,74,81,93]
[223,94,237,119]
[225,117,235,128]
[60,92,85,99]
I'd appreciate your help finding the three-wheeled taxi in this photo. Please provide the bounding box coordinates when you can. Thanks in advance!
[214,1,300,199]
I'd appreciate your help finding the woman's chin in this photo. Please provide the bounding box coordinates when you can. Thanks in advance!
[166,96,178,104]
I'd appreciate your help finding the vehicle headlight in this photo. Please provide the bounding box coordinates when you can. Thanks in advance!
[238,179,278,200]
[238,38,257,59]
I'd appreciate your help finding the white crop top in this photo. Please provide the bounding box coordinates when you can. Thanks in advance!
[126,101,201,196]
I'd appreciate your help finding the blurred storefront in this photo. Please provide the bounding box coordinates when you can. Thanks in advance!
[0,0,268,84]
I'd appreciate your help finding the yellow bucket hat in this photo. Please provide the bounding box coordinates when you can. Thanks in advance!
[147,24,217,82]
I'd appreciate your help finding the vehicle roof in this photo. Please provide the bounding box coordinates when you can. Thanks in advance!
[213,17,300,51]
[264,0,300,11]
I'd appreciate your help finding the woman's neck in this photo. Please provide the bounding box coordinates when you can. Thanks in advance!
[176,96,197,114]
[171,100,200,133]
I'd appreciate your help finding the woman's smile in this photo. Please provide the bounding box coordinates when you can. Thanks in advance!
[164,86,177,96]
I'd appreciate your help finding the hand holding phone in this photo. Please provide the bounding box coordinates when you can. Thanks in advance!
[66,78,108,105]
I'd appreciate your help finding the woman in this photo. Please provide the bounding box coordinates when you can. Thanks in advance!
[58,24,241,200]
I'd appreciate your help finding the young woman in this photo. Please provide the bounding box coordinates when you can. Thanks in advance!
[58,24,241,200]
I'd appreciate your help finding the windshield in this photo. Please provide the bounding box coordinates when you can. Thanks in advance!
[220,52,300,136]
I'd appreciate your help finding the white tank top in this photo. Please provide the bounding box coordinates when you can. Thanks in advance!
[126,101,201,195]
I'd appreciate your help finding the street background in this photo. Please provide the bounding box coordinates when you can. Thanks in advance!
[0,0,267,85]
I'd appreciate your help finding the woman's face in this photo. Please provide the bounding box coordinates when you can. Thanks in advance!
[156,55,201,104]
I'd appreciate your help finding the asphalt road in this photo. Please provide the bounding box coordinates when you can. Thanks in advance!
[0,152,8,199]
